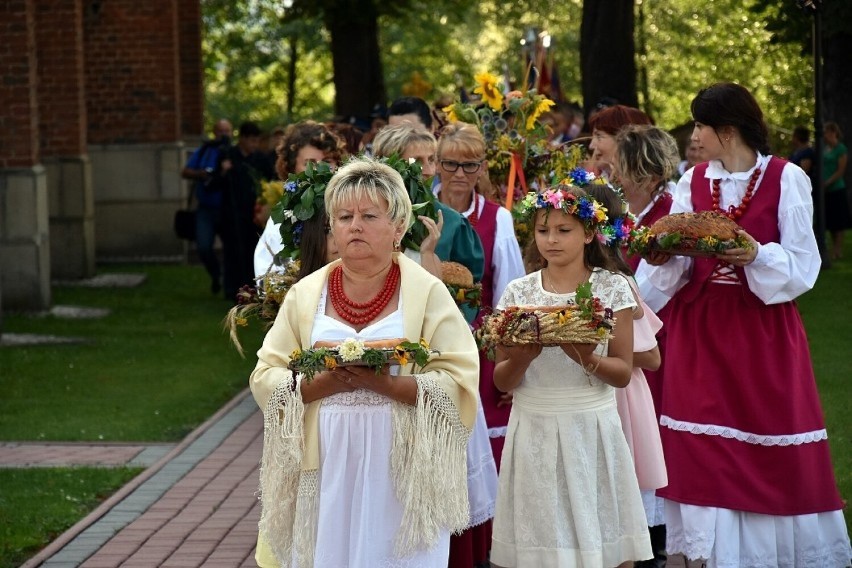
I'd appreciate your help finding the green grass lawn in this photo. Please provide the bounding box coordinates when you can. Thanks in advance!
[0,467,143,568]
[0,252,849,566]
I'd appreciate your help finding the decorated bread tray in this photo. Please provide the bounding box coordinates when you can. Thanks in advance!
[628,211,753,258]
[288,338,437,381]
[474,282,615,360]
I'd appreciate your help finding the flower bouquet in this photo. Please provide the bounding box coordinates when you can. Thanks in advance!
[475,282,615,361]
[628,211,753,258]
[224,260,301,356]
[442,72,557,208]
[289,337,437,382]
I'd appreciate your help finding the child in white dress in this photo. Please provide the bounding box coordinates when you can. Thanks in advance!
[490,185,652,567]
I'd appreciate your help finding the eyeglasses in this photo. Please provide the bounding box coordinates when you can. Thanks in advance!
[440,159,483,174]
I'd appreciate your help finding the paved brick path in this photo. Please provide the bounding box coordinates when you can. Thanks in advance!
[16,390,263,568]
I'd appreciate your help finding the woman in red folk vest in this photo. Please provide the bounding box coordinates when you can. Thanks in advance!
[435,122,526,474]
[644,82,851,566]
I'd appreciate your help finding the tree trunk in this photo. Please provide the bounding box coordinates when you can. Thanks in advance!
[324,0,386,122]
[580,0,638,117]
[822,31,852,189]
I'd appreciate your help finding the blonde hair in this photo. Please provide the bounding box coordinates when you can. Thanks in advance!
[615,124,680,187]
[437,122,486,161]
[372,123,437,158]
[325,156,412,230]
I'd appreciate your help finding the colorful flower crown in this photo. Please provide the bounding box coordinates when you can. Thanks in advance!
[598,211,638,247]
[518,186,609,229]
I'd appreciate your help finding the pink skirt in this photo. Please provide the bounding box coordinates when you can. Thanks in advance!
[615,370,667,491]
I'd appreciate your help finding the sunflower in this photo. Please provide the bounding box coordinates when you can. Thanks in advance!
[526,97,556,130]
[473,72,504,111]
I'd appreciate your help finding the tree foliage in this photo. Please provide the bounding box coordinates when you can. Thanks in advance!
[201,0,818,146]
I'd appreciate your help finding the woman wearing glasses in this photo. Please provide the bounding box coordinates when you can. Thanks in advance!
[436,122,525,472]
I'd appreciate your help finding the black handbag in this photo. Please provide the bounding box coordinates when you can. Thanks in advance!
[173,187,196,241]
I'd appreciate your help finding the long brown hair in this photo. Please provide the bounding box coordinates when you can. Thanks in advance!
[584,185,633,276]
[296,211,330,280]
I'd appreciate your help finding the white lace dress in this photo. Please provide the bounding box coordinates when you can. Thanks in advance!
[490,269,653,567]
[307,288,450,567]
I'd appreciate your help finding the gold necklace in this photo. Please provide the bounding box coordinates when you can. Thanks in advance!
[545,267,589,295]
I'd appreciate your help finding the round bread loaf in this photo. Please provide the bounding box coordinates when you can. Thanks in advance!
[650,211,739,241]
[312,338,406,349]
[441,261,475,288]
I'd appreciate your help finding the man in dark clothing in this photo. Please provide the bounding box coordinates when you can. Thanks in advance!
[220,121,275,302]
[181,118,233,294]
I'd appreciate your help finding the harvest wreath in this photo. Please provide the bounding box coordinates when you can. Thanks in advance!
[629,211,753,258]
[475,282,615,360]
[289,337,436,382]
[224,261,301,356]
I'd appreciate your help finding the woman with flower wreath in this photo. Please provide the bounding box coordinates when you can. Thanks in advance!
[490,185,652,566]
[374,121,497,568]
[253,121,347,278]
[643,82,850,566]
[435,122,526,472]
[250,157,479,567]
[610,124,681,567]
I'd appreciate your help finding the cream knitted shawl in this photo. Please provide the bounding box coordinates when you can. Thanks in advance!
[250,253,480,567]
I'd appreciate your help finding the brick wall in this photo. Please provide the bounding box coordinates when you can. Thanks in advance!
[0,0,40,168]
[178,1,203,137]
[83,0,181,144]
[35,0,87,157]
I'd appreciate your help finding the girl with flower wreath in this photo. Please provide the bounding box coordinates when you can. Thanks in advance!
[643,82,850,566]
[490,185,652,567]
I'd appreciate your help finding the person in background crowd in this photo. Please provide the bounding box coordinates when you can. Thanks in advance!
[822,121,851,260]
[254,121,347,278]
[181,118,232,295]
[220,121,275,302]
[587,104,653,177]
[676,138,702,178]
[373,122,496,568]
[435,122,525,472]
[388,96,434,132]
[325,121,364,156]
[614,123,682,567]
[266,125,286,178]
[644,82,851,567]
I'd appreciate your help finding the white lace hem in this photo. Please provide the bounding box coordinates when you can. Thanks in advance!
[488,426,507,438]
[660,415,827,447]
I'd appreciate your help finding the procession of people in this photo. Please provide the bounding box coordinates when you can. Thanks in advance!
[207,79,851,567]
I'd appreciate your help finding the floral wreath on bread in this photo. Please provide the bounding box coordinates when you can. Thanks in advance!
[289,337,436,382]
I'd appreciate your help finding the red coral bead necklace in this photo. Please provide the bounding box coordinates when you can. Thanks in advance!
[712,166,762,220]
[329,263,400,325]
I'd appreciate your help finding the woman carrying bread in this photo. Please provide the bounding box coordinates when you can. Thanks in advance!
[373,122,498,568]
[435,122,526,471]
[643,82,851,566]
[250,157,480,567]
[372,122,486,324]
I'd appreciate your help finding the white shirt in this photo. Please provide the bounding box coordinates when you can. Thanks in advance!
[644,154,820,305]
[254,217,283,279]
